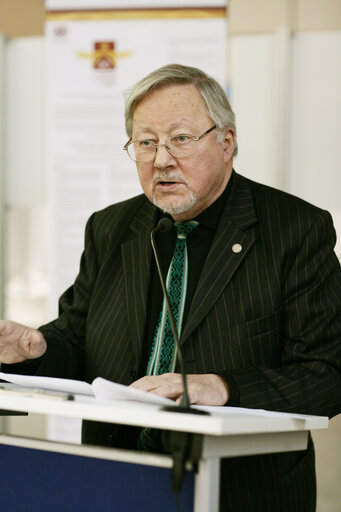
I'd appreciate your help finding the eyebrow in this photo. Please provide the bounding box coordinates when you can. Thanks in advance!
[134,119,193,134]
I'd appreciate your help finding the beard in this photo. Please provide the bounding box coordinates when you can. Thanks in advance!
[151,172,198,215]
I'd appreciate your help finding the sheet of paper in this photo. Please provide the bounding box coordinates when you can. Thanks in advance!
[0,372,175,407]
[92,377,175,407]
[0,372,93,396]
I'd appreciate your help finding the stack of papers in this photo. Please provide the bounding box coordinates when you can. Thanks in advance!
[0,372,326,422]
[0,372,174,407]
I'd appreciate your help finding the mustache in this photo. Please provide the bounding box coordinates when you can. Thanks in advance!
[152,172,188,185]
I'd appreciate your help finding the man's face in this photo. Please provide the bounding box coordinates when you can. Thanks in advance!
[132,84,235,221]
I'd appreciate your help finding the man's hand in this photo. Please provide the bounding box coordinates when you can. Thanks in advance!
[0,320,47,364]
[130,373,229,406]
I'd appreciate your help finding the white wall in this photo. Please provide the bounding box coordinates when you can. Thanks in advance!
[229,29,341,257]
[0,34,5,317]
[229,33,282,188]
[289,31,341,258]
[2,37,48,327]
[5,37,45,206]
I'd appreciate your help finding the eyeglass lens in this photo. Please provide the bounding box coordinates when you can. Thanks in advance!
[128,135,197,161]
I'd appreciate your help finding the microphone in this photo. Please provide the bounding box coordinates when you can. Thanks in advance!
[151,218,209,414]
[155,217,173,234]
[151,218,209,497]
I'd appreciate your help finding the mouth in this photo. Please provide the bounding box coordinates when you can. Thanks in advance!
[154,176,183,187]
[159,180,178,185]
[155,179,184,190]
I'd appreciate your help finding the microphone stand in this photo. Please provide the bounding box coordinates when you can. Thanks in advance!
[151,219,209,497]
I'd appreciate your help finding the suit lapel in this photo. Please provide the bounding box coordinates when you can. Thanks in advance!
[121,199,157,359]
[120,173,258,352]
[181,173,258,344]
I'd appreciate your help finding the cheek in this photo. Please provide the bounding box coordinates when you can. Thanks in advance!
[137,165,152,191]
[181,158,207,187]
[185,165,212,193]
[187,159,224,195]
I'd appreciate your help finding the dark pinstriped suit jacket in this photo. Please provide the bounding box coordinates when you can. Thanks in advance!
[24,171,341,511]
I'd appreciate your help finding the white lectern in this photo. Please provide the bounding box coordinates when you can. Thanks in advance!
[0,393,328,512]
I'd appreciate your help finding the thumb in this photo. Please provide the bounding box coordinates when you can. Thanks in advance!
[25,330,46,358]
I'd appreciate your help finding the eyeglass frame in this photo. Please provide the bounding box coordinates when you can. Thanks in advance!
[123,124,217,162]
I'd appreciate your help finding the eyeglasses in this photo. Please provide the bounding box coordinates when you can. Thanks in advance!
[123,125,216,162]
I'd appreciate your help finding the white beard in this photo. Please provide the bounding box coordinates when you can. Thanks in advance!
[151,172,198,215]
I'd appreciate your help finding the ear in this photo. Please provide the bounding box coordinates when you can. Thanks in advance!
[223,129,236,162]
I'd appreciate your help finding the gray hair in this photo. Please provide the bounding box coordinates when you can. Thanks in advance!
[124,63,238,156]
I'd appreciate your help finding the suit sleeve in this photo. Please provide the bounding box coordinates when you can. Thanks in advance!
[227,210,341,418]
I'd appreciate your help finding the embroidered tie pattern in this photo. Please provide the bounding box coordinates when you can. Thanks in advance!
[147,221,199,375]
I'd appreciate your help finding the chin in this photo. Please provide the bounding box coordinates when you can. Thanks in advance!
[152,196,198,217]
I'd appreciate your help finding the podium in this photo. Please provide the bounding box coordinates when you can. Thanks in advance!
[0,393,328,512]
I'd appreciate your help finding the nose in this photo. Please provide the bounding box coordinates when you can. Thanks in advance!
[153,143,176,169]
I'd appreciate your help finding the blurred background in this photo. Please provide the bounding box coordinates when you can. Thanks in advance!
[0,1,340,510]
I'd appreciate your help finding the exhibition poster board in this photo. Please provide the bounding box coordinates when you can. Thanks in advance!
[45,1,227,315]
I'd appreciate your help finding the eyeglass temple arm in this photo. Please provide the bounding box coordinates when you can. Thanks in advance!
[195,125,216,142]
[123,138,132,150]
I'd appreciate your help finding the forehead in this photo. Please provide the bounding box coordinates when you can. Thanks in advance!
[132,84,209,129]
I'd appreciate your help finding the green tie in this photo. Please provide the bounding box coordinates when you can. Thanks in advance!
[147,221,199,375]
[138,221,199,452]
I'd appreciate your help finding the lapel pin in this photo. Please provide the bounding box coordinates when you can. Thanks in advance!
[232,243,242,253]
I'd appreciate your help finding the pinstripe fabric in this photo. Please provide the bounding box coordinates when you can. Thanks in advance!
[8,171,340,511]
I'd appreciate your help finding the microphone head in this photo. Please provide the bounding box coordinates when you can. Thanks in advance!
[157,218,173,233]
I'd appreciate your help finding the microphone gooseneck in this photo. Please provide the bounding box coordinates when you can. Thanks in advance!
[151,218,209,499]
[151,218,190,409]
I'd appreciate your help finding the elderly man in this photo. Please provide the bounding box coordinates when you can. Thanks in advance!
[1,64,340,511]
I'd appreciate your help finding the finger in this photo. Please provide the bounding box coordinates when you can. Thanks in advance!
[21,330,46,358]
[175,395,183,405]
[130,374,185,400]
[149,381,184,400]
[130,377,158,392]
